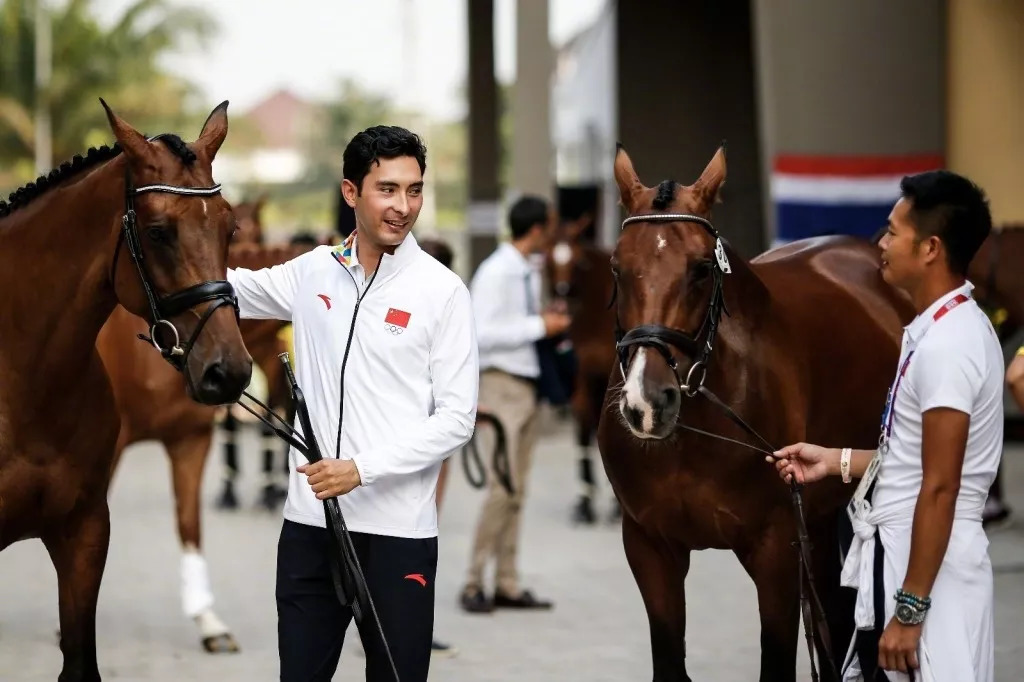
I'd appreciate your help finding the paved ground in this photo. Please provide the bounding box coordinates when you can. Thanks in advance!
[3,410,1024,681]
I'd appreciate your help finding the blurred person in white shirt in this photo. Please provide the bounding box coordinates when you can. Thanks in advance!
[459,195,570,613]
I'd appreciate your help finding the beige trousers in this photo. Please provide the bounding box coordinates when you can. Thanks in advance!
[465,369,540,596]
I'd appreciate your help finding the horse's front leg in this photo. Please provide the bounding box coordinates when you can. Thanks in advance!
[622,514,692,682]
[167,430,239,654]
[736,519,801,682]
[44,500,110,682]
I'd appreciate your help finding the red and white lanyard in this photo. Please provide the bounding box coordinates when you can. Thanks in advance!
[878,292,970,451]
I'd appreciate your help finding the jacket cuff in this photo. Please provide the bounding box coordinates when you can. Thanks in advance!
[526,314,547,342]
[350,454,377,487]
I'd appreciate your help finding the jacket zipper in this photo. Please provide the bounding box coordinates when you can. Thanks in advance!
[334,254,384,459]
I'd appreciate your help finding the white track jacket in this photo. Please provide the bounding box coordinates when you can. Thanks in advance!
[227,232,479,538]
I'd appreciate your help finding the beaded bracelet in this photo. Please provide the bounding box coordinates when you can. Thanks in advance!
[895,588,931,611]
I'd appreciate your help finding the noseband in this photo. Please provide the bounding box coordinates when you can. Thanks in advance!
[110,136,239,376]
[614,213,731,396]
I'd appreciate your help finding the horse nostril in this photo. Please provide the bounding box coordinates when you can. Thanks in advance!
[625,406,643,430]
[662,387,680,408]
[200,361,228,393]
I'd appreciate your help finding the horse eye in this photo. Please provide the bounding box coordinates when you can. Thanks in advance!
[690,260,714,281]
[146,226,173,246]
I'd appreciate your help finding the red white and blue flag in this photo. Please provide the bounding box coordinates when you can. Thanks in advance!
[770,154,944,246]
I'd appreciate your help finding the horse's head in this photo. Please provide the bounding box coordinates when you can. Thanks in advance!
[232,194,267,245]
[611,143,729,439]
[546,225,586,299]
[103,99,252,405]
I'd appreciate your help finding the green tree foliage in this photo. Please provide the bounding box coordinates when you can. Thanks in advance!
[0,0,218,192]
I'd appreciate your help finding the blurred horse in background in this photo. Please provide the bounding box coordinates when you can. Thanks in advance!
[101,239,315,654]
[545,226,620,524]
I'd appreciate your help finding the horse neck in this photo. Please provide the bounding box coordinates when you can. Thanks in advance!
[0,159,124,395]
[704,250,774,397]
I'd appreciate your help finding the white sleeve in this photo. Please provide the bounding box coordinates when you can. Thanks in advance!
[227,248,318,321]
[350,284,479,484]
[914,340,982,414]
[470,270,547,352]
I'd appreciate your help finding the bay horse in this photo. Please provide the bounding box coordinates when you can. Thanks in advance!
[544,232,620,524]
[599,144,915,681]
[99,241,313,655]
[0,100,252,682]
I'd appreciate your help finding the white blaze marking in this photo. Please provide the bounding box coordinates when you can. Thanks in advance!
[656,235,667,251]
[201,199,208,217]
[621,349,655,435]
[552,242,573,266]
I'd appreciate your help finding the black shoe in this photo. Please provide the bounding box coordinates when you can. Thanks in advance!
[431,639,458,658]
[459,588,494,614]
[493,589,553,610]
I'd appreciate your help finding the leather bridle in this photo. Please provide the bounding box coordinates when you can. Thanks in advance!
[110,135,239,386]
[613,213,730,397]
[612,212,839,682]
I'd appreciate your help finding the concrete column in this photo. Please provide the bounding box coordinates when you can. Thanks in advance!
[467,0,501,275]
[753,0,945,245]
[616,0,764,258]
[947,0,1024,224]
[510,0,554,203]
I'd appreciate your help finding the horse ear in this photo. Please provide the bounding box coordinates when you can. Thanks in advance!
[614,143,646,211]
[100,98,151,163]
[693,144,727,208]
[195,100,230,160]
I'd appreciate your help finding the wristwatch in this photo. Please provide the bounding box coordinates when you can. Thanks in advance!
[894,601,927,626]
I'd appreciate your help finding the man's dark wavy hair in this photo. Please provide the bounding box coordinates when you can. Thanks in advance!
[342,125,427,193]
[900,170,992,276]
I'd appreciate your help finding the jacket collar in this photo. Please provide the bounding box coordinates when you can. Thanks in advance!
[331,230,422,278]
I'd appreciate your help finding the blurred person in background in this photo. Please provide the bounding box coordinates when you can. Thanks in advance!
[459,195,570,614]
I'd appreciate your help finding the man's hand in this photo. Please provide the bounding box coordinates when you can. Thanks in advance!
[542,310,571,336]
[770,443,837,484]
[878,617,922,673]
[297,459,362,499]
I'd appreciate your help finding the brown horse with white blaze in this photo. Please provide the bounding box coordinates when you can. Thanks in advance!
[0,101,252,681]
[598,144,914,681]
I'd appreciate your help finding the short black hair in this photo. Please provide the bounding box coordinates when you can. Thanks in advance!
[342,125,427,193]
[508,195,550,240]
[900,170,992,276]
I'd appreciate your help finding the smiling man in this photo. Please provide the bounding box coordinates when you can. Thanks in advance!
[772,170,1000,681]
[226,126,479,682]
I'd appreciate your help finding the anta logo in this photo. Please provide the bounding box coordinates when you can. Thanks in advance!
[404,573,427,587]
[384,308,411,335]
[317,294,332,310]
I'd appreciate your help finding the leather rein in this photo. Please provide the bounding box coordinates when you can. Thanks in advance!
[613,212,839,682]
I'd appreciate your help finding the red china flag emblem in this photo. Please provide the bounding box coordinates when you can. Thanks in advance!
[384,308,411,335]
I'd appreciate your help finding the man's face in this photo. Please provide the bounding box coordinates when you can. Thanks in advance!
[530,207,559,254]
[343,156,424,248]
[879,197,938,289]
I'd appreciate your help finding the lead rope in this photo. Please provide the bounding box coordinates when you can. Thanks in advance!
[683,385,838,682]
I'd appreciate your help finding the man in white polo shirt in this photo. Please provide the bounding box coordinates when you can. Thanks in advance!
[772,170,999,681]
[227,126,478,681]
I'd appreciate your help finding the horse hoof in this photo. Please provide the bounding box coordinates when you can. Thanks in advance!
[572,497,597,525]
[216,483,239,510]
[259,484,287,511]
[202,632,240,654]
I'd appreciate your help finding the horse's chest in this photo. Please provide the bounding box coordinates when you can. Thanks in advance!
[616,469,749,550]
